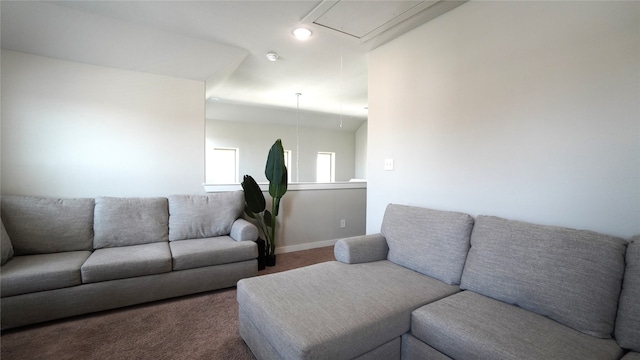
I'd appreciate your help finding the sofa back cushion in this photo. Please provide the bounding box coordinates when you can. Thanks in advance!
[93,197,169,248]
[380,204,474,285]
[615,236,640,351]
[460,216,627,339]
[168,192,244,241]
[1,195,94,255]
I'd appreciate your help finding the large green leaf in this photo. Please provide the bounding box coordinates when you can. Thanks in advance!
[264,210,273,228]
[251,139,290,256]
[273,197,282,217]
[271,168,288,216]
[265,139,287,199]
[269,168,288,199]
[243,205,256,219]
[241,175,265,213]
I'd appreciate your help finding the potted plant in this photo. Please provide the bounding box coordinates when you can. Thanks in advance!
[241,139,288,266]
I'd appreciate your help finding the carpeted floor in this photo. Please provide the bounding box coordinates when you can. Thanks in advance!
[0,246,336,360]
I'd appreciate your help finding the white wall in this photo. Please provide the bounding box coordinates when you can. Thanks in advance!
[355,121,368,180]
[367,1,640,238]
[206,119,356,183]
[1,51,205,197]
[277,187,366,252]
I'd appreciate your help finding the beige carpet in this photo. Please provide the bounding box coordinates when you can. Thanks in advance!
[1,246,336,360]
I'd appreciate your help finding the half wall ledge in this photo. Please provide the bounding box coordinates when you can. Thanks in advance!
[203,181,367,193]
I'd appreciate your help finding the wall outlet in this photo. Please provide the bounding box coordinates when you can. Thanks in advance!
[340,219,346,228]
[384,158,394,171]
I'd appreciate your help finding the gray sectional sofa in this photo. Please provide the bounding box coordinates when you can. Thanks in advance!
[1,191,259,329]
[237,204,640,360]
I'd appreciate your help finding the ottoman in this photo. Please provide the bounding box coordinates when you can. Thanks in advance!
[237,260,459,360]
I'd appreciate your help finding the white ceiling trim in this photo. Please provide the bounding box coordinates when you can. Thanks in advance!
[300,0,467,50]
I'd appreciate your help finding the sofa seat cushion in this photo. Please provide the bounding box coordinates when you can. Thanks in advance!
[411,291,624,360]
[460,216,627,338]
[381,204,474,285]
[93,197,169,248]
[81,242,171,283]
[615,237,640,352]
[1,196,94,255]
[168,193,244,241]
[401,333,453,360]
[1,251,91,297]
[237,260,459,360]
[622,353,640,360]
[169,236,257,271]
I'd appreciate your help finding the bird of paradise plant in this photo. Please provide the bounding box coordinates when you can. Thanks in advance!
[241,139,288,262]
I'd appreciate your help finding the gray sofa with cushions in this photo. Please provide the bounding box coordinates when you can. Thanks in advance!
[237,204,640,360]
[1,192,259,329]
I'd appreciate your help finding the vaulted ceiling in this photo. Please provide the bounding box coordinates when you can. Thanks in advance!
[1,1,465,131]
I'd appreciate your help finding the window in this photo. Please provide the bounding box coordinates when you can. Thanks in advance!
[207,148,238,184]
[316,152,335,183]
[284,150,292,183]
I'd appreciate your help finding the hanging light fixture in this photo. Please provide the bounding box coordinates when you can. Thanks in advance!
[339,53,343,128]
[295,92,302,183]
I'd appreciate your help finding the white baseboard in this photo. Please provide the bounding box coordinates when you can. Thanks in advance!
[275,239,339,254]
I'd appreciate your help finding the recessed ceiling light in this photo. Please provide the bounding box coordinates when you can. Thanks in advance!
[293,27,312,40]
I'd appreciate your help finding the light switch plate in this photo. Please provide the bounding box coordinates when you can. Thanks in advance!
[384,158,394,171]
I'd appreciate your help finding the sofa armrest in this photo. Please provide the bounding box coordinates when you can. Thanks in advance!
[334,233,389,264]
[230,219,259,242]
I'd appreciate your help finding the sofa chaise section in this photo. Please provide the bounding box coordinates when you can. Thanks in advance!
[239,203,636,359]
[237,204,474,359]
[238,260,460,360]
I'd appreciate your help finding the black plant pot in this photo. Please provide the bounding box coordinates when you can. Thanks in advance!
[266,254,277,267]
[255,238,266,270]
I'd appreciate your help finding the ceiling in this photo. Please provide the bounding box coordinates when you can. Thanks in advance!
[1,0,465,131]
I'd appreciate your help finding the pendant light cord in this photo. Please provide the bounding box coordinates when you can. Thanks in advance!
[296,92,301,183]
[339,52,344,128]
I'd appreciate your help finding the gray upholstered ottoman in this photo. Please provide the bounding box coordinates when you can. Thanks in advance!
[237,260,459,360]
